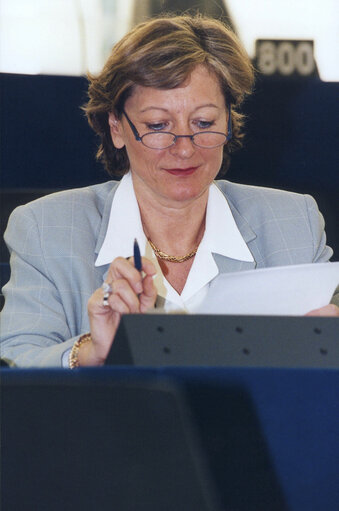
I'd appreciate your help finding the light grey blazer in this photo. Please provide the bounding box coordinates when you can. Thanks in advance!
[1,179,337,367]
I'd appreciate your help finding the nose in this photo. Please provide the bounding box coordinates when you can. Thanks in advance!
[169,135,196,159]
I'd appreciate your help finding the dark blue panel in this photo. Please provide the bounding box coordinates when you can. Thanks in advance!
[1,73,338,257]
[0,73,105,189]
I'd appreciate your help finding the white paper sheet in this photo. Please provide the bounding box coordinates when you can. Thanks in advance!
[196,262,339,316]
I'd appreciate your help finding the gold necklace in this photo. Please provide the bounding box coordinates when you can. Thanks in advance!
[148,238,198,263]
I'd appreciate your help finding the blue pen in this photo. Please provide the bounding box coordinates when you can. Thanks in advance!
[133,238,142,272]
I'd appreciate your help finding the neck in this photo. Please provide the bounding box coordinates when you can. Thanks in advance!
[133,184,208,255]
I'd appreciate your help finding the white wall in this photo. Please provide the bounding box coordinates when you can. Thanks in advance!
[0,0,133,75]
[0,0,338,80]
[227,0,339,81]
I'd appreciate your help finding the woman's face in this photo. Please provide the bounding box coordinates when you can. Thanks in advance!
[109,65,229,206]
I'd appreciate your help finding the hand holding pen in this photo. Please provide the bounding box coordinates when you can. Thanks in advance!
[102,238,156,312]
[83,240,157,366]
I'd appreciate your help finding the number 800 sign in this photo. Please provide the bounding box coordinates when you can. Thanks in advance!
[255,40,316,78]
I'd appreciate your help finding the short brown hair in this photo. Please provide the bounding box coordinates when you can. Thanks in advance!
[84,13,254,177]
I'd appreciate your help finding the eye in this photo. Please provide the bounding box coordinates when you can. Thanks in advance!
[146,122,168,131]
[195,120,215,130]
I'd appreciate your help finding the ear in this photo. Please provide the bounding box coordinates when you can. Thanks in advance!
[108,112,125,149]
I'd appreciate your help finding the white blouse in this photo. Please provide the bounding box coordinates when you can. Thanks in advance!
[95,172,254,313]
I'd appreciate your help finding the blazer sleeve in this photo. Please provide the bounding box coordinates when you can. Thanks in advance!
[330,286,339,307]
[0,205,84,367]
[304,194,333,263]
[304,195,339,306]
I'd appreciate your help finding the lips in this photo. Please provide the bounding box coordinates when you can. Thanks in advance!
[163,166,199,176]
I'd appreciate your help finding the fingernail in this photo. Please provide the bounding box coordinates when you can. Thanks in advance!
[136,282,143,293]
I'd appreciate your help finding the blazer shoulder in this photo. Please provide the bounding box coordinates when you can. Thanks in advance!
[24,180,118,210]
[215,180,332,264]
[215,179,314,218]
[216,179,306,201]
[7,180,120,226]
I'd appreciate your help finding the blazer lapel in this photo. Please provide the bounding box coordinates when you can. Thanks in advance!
[213,194,257,274]
[94,182,120,282]
[94,182,120,257]
[213,253,256,273]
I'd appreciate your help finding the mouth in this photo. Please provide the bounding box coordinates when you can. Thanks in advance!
[163,166,199,176]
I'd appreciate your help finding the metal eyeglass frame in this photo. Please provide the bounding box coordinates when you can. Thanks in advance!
[121,104,232,149]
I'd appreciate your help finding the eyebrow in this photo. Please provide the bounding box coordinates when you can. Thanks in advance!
[139,103,220,114]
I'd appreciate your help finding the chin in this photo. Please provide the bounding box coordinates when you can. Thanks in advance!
[162,181,208,203]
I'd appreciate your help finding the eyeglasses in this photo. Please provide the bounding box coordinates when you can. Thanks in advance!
[121,105,232,150]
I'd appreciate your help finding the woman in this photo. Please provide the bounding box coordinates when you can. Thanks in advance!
[1,14,338,368]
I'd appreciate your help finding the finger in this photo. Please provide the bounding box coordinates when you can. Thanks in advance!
[88,281,138,315]
[88,287,111,314]
[111,279,141,313]
[306,304,339,317]
[109,292,133,314]
[142,273,157,297]
[140,257,157,276]
[108,257,143,294]
[109,256,157,295]
[139,274,157,313]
